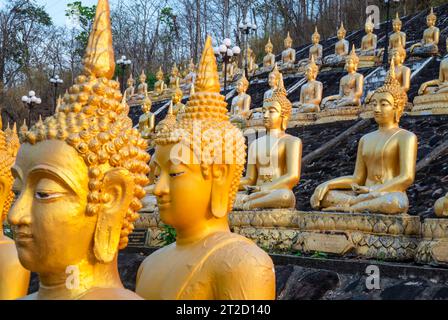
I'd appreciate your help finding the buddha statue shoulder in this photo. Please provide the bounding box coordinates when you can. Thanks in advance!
[0,120,30,300]
[359,16,378,56]
[418,39,448,96]
[230,75,251,127]
[124,74,135,98]
[263,37,276,69]
[8,0,150,300]
[323,22,349,67]
[389,13,406,51]
[139,97,155,140]
[236,76,302,210]
[294,56,323,113]
[410,7,440,57]
[280,32,296,70]
[135,36,275,300]
[311,61,417,215]
[137,70,148,98]
[322,46,364,109]
[154,67,166,96]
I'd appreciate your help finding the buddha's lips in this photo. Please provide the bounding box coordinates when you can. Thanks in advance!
[15,231,33,243]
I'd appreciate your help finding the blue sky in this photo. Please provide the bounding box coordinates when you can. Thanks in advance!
[33,0,103,26]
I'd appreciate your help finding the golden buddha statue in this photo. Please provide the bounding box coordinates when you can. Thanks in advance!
[311,62,417,214]
[298,27,323,68]
[390,46,410,93]
[183,59,196,87]
[236,75,302,210]
[169,64,181,89]
[280,32,296,70]
[262,37,276,70]
[323,22,349,67]
[265,63,282,100]
[139,97,155,140]
[321,46,364,110]
[8,0,150,300]
[0,120,30,300]
[172,82,185,120]
[294,56,323,113]
[359,16,378,56]
[230,75,251,128]
[245,46,258,75]
[412,38,448,114]
[135,36,275,300]
[153,67,166,96]
[410,7,440,57]
[222,58,235,80]
[124,74,135,98]
[389,13,406,51]
[137,70,149,98]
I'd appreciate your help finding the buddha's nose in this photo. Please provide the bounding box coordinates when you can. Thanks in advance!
[154,173,169,197]
[8,196,31,226]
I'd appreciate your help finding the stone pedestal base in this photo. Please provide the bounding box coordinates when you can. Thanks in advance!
[411,93,448,115]
[315,106,360,124]
[358,56,380,69]
[289,110,317,127]
[230,210,421,261]
[416,218,448,266]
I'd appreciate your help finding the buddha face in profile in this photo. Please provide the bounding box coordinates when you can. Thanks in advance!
[372,91,402,125]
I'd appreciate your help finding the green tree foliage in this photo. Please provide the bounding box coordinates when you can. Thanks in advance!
[65,1,97,58]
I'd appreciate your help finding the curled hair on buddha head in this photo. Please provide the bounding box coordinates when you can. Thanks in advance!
[0,116,19,222]
[155,35,247,213]
[19,0,150,252]
[373,59,408,116]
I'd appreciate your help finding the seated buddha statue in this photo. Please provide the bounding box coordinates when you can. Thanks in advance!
[124,74,135,99]
[169,64,181,90]
[135,36,276,300]
[265,63,282,100]
[410,7,440,57]
[8,0,149,300]
[235,76,302,210]
[311,63,417,214]
[0,121,30,300]
[245,46,258,75]
[222,58,235,81]
[137,70,149,98]
[153,67,166,96]
[321,46,364,110]
[298,27,323,68]
[261,37,276,72]
[183,59,196,88]
[139,97,155,141]
[293,56,323,113]
[172,83,186,120]
[359,16,378,57]
[229,75,251,128]
[418,38,448,95]
[280,32,296,70]
[389,13,406,51]
[323,22,349,67]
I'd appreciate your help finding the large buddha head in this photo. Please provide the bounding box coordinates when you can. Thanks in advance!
[371,60,408,125]
[0,120,19,226]
[8,0,150,275]
[337,22,346,40]
[393,12,402,32]
[152,36,246,233]
[427,7,437,27]
[263,75,292,131]
[345,45,359,73]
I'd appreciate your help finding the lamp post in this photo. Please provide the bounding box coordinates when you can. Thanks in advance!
[214,39,241,96]
[21,91,42,123]
[238,18,258,78]
[383,0,401,65]
[50,74,63,113]
[117,55,132,93]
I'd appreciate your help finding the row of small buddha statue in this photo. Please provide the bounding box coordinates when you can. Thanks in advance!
[257,8,440,75]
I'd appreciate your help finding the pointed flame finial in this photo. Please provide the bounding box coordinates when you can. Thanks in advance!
[82,0,115,79]
[194,35,221,93]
